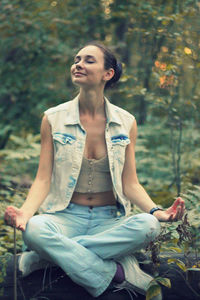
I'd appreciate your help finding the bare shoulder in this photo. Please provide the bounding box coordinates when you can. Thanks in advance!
[128,118,138,145]
[40,115,52,141]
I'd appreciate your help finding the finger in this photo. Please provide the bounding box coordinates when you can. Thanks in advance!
[179,207,186,220]
[4,211,11,223]
[168,208,180,221]
[174,204,185,220]
[4,207,15,220]
[168,213,174,222]
[10,214,16,227]
[4,207,18,224]
[176,208,182,220]
[176,205,183,219]
[174,197,184,206]
[5,213,16,227]
[177,202,185,219]
[16,220,25,232]
[17,225,25,232]
[170,198,185,217]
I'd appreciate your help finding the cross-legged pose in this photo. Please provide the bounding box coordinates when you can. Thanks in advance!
[5,42,185,299]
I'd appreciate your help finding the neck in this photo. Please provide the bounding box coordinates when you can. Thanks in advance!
[78,89,105,116]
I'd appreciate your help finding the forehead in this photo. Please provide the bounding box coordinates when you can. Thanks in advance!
[76,45,104,60]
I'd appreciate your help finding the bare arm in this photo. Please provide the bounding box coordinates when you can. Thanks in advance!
[4,115,53,230]
[122,119,185,221]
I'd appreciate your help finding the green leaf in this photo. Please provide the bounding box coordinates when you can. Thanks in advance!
[146,284,162,300]
[156,277,171,288]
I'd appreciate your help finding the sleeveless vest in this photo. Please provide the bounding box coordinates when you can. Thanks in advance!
[40,95,135,216]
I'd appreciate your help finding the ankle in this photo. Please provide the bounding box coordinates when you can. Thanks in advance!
[113,262,125,283]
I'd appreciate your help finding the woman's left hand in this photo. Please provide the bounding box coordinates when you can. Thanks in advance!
[153,197,185,222]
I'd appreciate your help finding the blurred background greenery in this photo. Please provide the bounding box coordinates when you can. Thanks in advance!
[0,0,200,255]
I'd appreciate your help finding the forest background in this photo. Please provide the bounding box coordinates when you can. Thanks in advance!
[0,0,200,264]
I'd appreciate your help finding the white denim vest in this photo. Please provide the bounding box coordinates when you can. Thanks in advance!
[40,95,135,216]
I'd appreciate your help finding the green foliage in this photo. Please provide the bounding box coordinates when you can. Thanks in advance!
[146,284,161,300]
[0,0,72,146]
[0,0,200,275]
[0,133,39,206]
[181,185,200,248]
[0,253,12,294]
[146,277,171,300]
[0,134,40,160]
[145,207,200,299]
[0,220,23,256]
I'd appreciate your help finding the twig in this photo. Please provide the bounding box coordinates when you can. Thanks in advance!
[30,269,67,299]
[14,226,17,300]
[176,119,182,196]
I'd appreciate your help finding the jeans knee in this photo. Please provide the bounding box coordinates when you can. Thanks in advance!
[127,213,160,242]
[23,215,47,249]
[141,213,161,240]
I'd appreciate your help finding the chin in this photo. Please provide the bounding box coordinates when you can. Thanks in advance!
[72,80,86,88]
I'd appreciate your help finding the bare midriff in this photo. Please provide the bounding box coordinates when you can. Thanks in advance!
[71,190,117,207]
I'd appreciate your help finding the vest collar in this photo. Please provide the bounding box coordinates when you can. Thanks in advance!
[64,94,122,126]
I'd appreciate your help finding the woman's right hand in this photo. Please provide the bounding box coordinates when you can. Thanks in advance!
[4,206,30,231]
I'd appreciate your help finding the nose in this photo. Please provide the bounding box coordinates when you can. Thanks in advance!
[75,60,83,70]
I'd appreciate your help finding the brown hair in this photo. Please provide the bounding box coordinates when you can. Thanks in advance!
[81,41,122,89]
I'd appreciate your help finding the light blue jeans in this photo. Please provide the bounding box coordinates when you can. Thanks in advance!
[23,203,161,297]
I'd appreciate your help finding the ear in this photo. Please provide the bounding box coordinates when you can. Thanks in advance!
[103,68,115,82]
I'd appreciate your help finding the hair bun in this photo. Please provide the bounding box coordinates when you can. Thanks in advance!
[115,62,122,81]
[107,61,122,89]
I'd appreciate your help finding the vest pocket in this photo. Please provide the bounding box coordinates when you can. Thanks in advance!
[53,132,76,162]
[111,134,130,164]
[53,132,76,145]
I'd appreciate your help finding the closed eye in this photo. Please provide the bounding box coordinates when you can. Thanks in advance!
[74,55,96,64]
[74,59,95,64]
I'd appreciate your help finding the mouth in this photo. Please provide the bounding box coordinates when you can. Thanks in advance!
[74,72,86,76]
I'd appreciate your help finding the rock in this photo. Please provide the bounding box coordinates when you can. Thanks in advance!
[0,253,199,300]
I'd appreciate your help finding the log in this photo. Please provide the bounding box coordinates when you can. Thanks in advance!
[0,253,199,300]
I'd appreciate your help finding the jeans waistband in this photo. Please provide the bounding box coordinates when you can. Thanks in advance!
[60,202,120,218]
[68,202,117,211]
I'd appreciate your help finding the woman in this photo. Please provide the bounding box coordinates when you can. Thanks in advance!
[5,42,185,299]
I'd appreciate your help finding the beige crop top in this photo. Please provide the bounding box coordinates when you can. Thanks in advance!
[74,155,113,193]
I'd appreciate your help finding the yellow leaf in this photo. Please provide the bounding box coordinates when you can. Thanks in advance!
[184,47,192,55]
[168,258,177,264]
[162,20,170,25]
[177,261,187,272]
[51,1,57,6]
[168,258,187,272]
[168,246,182,253]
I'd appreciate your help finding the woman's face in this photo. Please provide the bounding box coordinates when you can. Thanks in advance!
[71,45,113,89]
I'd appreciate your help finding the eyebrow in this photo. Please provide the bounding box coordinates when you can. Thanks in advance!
[75,55,96,60]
